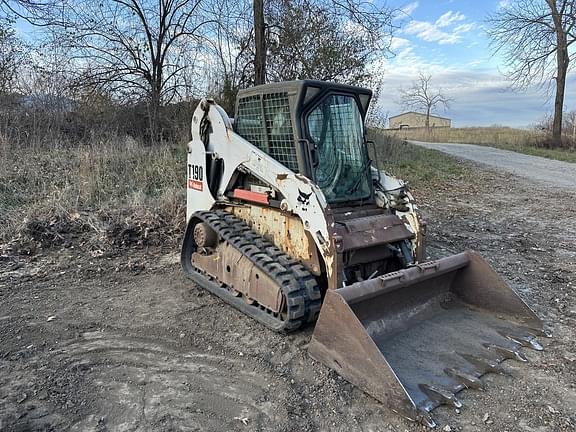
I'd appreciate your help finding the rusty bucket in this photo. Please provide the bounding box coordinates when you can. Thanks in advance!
[308,251,545,427]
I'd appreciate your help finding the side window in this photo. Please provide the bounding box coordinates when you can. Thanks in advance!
[263,93,298,172]
[236,95,266,149]
[235,92,299,172]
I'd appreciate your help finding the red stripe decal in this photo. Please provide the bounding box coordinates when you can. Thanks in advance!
[233,188,269,204]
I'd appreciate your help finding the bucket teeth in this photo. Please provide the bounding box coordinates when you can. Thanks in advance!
[483,343,528,362]
[419,384,463,408]
[444,368,484,389]
[498,330,544,351]
[418,411,437,428]
[459,353,506,375]
[526,326,553,338]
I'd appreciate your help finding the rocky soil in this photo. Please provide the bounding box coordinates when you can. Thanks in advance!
[1,163,575,432]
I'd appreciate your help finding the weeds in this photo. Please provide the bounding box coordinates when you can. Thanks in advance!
[0,135,185,252]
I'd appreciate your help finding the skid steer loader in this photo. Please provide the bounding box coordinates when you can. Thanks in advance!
[181,80,546,427]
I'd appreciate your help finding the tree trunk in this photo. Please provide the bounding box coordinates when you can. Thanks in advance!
[253,0,266,85]
[148,84,161,144]
[552,46,568,145]
[548,0,569,146]
[425,106,430,130]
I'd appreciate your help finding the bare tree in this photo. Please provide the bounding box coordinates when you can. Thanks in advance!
[251,0,395,85]
[365,75,388,128]
[36,0,213,142]
[0,1,60,24]
[1,0,43,15]
[487,0,576,144]
[399,73,451,130]
[0,24,25,94]
[201,0,253,113]
[265,0,386,84]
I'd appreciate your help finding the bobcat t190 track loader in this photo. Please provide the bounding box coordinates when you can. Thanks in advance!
[181,80,546,427]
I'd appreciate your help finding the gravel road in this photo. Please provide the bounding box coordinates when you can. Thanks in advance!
[409,140,576,190]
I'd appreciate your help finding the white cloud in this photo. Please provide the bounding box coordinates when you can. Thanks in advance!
[390,37,411,51]
[405,21,457,44]
[454,23,476,33]
[366,5,574,127]
[436,11,465,28]
[498,0,511,9]
[403,10,476,45]
[379,68,569,127]
[367,47,572,127]
[344,19,366,35]
[399,2,419,17]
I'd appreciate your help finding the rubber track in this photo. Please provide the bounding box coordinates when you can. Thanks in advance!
[181,209,322,333]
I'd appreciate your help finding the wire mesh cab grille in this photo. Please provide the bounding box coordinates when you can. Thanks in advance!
[236,92,299,172]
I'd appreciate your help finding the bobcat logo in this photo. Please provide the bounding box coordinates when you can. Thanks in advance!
[297,189,312,207]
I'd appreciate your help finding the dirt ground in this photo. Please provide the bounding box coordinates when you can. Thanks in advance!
[1,162,575,432]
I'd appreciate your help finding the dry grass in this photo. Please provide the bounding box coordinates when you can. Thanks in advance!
[381,127,576,163]
[0,129,483,253]
[385,126,539,146]
[0,134,186,252]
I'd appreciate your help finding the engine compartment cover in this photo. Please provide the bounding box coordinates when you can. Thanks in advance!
[335,214,414,251]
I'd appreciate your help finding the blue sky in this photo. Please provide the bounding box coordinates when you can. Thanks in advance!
[10,0,571,127]
[376,0,575,127]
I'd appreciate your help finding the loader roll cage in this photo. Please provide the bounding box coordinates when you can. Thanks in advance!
[235,80,374,205]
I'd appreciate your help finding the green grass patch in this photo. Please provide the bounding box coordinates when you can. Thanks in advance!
[368,129,471,189]
[486,142,576,163]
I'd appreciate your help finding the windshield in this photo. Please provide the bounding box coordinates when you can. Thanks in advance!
[307,94,371,203]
